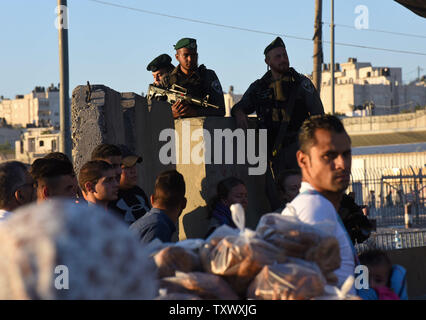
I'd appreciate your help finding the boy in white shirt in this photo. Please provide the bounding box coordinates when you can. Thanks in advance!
[282,114,356,294]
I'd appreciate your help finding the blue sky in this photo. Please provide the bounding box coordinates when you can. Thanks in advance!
[0,0,425,98]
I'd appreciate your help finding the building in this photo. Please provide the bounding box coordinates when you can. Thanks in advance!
[0,84,60,128]
[320,58,426,115]
[15,127,60,164]
[223,86,242,117]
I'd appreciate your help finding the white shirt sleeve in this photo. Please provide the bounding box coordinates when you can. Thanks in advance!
[283,190,356,295]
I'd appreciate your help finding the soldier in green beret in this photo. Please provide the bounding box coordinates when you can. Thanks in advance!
[231,36,324,211]
[146,53,175,87]
[163,37,225,118]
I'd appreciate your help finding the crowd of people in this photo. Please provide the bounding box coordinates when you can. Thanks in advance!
[0,114,407,300]
[0,35,409,300]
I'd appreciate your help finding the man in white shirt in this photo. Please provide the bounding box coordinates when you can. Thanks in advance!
[0,161,35,220]
[282,114,356,294]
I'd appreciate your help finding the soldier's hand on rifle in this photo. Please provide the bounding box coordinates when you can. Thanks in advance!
[172,100,197,119]
[234,109,248,130]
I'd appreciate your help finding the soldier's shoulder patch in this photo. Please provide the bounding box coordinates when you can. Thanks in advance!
[301,78,314,94]
[211,79,223,94]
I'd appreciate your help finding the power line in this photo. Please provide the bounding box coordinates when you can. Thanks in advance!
[87,0,426,57]
[323,22,426,39]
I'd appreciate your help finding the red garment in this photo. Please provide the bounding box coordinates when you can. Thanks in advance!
[375,286,400,300]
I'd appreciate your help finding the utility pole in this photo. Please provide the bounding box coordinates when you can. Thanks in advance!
[330,0,335,115]
[313,0,323,94]
[417,66,424,81]
[57,0,71,160]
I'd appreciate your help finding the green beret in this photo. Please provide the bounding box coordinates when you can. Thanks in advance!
[264,37,286,55]
[146,54,173,72]
[174,38,197,50]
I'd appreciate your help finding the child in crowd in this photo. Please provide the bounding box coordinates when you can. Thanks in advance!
[358,249,408,300]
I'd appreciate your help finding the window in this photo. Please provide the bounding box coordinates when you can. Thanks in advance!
[39,140,44,147]
[51,139,57,152]
[28,138,35,153]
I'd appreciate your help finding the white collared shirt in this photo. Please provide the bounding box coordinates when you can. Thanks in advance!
[282,182,356,294]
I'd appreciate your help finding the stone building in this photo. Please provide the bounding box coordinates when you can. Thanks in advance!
[320,58,426,115]
[15,127,59,164]
[0,84,60,128]
[223,86,242,117]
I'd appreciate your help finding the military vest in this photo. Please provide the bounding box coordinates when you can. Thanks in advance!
[253,68,309,145]
[168,64,208,99]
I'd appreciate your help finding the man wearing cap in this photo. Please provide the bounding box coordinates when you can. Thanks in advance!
[163,37,225,118]
[231,37,324,211]
[146,53,175,87]
[108,145,151,225]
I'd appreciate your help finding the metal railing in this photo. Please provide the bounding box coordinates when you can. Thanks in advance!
[355,228,426,253]
[348,166,425,228]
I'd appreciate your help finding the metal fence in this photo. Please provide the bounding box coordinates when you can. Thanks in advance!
[348,166,425,228]
[355,228,426,253]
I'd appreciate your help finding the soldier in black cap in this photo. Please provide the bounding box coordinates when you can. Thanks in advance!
[231,37,324,211]
[146,53,175,87]
[162,37,225,118]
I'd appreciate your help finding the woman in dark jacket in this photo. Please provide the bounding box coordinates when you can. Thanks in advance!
[206,177,248,237]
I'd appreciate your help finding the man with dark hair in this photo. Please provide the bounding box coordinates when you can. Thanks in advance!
[232,36,324,211]
[147,53,175,86]
[282,114,356,294]
[0,161,34,219]
[109,145,151,224]
[44,152,72,163]
[44,152,82,202]
[31,158,78,203]
[91,143,122,183]
[162,37,225,118]
[79,160,119,211]
[130,170,186,243]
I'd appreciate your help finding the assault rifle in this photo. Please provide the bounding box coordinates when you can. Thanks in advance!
[147,84,220,109]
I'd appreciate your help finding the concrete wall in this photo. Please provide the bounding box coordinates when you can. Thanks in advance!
[0,127,22,146]
[72,84,271,240]
[387,247,426,299]
[321,83,354,115]
[342,109,426,134]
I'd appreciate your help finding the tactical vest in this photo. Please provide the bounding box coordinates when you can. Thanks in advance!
[168,64,208,98]
[252,68,309,148]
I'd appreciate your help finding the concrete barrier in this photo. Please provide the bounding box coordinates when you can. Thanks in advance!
[387,246,426,299]
[71,84,126,174]
[72,85,271,241]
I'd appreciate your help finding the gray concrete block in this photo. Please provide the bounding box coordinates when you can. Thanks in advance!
[71,84,125,174]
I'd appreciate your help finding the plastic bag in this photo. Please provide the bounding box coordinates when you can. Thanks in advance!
[205,203,251,244]
[159,271,239,300]
[313,275,361,300]
[256,213,341,284]
[155,288,201,300]
[200,204,287,297]
[153,245,201,278]
[247,261,326,300]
